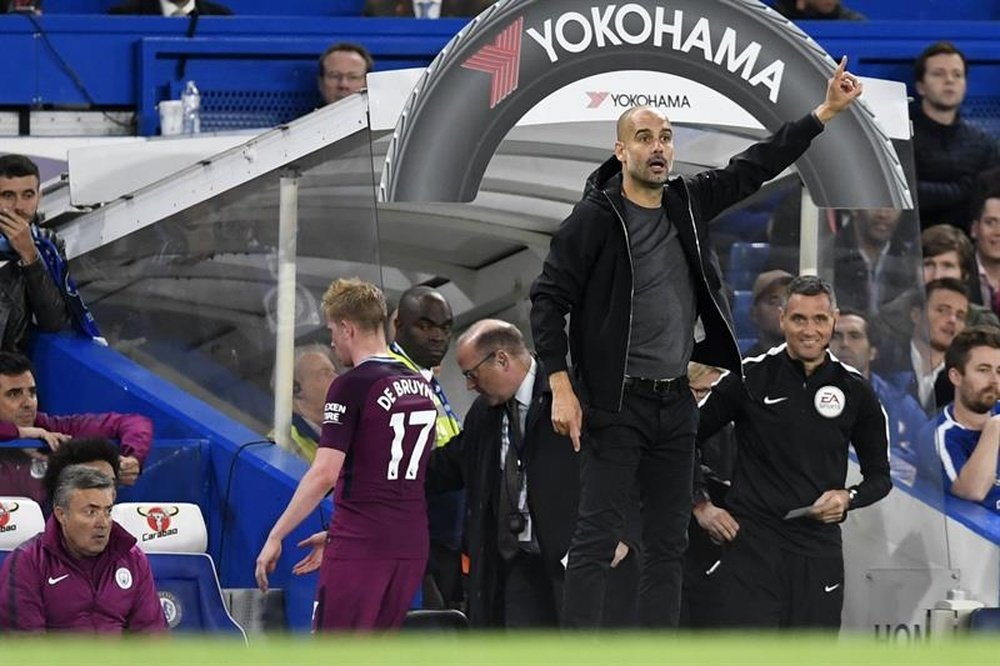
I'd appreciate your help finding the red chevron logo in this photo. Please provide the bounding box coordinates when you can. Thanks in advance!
[586,92,609,108]
[461,16,524,109]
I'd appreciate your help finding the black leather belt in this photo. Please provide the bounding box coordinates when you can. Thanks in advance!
[623,375,687,396]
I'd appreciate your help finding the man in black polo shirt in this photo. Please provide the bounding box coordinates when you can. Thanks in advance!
[697,275,891,629]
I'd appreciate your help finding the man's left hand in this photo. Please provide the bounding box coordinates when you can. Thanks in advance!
[118,455,141,485]
[0,208,38,265]
[809,489,850,523]
[813,56,863,124]
[610,541,629,568]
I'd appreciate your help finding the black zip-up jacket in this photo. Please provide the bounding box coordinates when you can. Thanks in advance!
[911,101,1000,231]
[530,113,825,411]
[698,346,892,556]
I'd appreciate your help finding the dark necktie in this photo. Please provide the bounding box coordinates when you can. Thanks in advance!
[497,399,523,561]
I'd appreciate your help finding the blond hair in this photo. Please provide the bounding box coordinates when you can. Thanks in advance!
[321,278,386,332]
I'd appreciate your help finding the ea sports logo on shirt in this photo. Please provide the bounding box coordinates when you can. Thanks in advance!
[136,505,180,542]
[814,386,846,418]
[0,501,17,533]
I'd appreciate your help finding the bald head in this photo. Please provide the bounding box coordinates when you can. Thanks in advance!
[456,319,531,405]
[614,105,675,204]
[393,285,454,369]
[616,106,670,142]
[457,319,529,359]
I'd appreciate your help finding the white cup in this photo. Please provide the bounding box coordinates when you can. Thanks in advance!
[158,100,184,136]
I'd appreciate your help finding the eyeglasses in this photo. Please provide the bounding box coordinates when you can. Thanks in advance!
[462,350,497,380]
[324,72,365,83]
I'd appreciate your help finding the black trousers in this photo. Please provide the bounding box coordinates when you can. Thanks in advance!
[562,385,696,628]
[502,552,561,628]
[714,519,844,630]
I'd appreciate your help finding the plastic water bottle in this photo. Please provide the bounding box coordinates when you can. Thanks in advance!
[181,81,201,135]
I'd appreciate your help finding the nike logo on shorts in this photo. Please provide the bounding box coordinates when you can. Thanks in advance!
[47,574,69,585]
[824,583,840,593]
[763,396,788,405]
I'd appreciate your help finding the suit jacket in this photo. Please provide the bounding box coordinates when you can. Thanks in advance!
[108,0,233,15]
[427,364,638,626]
[364,0,492,17]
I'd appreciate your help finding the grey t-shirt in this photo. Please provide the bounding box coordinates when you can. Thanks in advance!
[622,199,696,379]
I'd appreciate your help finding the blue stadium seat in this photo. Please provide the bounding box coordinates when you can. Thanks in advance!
[969,607,1000,632]
[731,290,755,340]
[728,242,771,291]
[147,553,247,639]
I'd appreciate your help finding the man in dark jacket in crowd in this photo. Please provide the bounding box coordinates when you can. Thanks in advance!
[427,319,637,627]
[910,42,999,231]
[0,465,166,633]
[530,58,863,629]
[0,155,70,353]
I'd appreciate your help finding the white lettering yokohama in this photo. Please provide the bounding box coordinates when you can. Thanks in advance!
[526,6,784,103]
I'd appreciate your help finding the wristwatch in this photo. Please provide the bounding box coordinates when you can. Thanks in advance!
[847,487,859,510]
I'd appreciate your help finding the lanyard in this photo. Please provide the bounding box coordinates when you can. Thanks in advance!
[388,341,461,426]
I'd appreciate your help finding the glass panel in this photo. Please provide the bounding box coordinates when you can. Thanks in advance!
[70,126,383,446]
[812,137,963,630]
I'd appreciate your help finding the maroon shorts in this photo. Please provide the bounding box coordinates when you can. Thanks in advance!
[313,557,426,631]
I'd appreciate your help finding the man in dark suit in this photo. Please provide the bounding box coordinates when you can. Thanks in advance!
[108,0,232,15]
[427,319,637,628]
[364,0,492,18]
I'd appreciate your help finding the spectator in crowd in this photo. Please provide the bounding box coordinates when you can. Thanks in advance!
[0,352,152,504]
[773,0,865,20]
[746,269,793,356]
[387,286,463,610]
[967,189,1000,317]
[42,438,121,502]
[698,276,891,630]
[530,57,862,630]
[108,0,232,15]
[873,224,997,353]
[275,345,337,463]
[830,309,927,456]
[874,278,969,413]
[427,319,637,627]
[364,0,493,18]
[828,208,916,315]
[911,42,999,232]
[764,183,852,275]
[1,1,42,14]
[318,43,373,105]
[0,465,166,633]
[681,362,736,629]
[255,278,436,631]
[922,326,1000,512]
[0,155,71,353]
